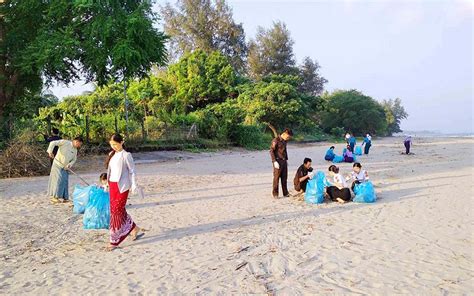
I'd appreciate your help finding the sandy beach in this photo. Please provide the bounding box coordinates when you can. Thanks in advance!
[0,136,473,295]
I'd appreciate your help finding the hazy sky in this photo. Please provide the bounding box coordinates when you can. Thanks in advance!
[51,0,473,133]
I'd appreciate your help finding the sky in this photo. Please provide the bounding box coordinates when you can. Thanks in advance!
[51,0,473,134]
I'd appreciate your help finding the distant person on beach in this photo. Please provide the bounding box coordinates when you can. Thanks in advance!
[343,145,354,163]
[324,146,336,161]
[45,128,62,165]
[105,133,143,251]
[270,128,293,198]
[348,162,369,192]
[362,133,372,155]
[404,135,412,154]
[348,135,356,152]
[47,136,83,204]
[345,132,351,143]
[294,158,314,195]
[326,165,352,203]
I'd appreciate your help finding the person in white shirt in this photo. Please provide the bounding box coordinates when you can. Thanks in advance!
[349,162,369,192]
[105,134,143,251]
[326,165,352,203]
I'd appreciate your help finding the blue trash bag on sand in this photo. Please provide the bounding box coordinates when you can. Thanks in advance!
[305,171,328,204]
[353,181,377,203]
[333,155,344,163]
[73,185,93,214]
[83,186,110,229]
[354,146,363,156]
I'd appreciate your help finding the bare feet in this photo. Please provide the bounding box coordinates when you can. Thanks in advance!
[105,244,117,252]
[130,227,145,241]
[336,198,346,204]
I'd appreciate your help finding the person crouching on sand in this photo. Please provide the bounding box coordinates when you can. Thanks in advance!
[324,146,336,161]
[326,165,352,203]
[348,162,369,192]
[293,158,314,198]
[105,133,143,251]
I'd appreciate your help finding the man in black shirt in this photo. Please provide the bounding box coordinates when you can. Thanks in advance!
[270,128,293,198]
[294,158,313,195]
[46,128,62,165]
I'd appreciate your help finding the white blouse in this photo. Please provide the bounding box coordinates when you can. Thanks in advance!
[333,173,348,188]
[108,150,124,182]
[351,170,368,182]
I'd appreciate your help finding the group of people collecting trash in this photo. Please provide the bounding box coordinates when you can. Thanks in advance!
[271,128,375,204]
[44,126,411,251]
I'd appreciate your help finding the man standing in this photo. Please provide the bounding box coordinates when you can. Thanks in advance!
[270,128,293,198]
[47,136,83,204]
[294,158,314,195]
[404,135,412,154]
[46,128,62,165]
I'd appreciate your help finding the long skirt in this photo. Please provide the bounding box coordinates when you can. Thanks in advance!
[326,186,352,202]
[109,182,136,246]
[47,162,69,199]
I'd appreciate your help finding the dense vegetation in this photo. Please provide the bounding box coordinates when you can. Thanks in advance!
[1,0,408,154]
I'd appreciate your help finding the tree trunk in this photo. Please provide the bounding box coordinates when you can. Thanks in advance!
[85,114,90,143]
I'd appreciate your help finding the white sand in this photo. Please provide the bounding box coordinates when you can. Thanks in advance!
[0,137,473,294]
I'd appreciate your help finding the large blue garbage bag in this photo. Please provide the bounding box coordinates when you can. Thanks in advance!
[73,185,93,214]
[333,155,344,163]
[305,171,327,204]
[353,181,377,203]
[83,186,110,229]
[354,146,363,155]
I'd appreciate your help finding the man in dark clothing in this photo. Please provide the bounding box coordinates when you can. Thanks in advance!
[46,128,62,165]
[294,158,313,194]
[270,128,293,198]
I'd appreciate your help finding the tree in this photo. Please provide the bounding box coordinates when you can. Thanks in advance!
[321,90,387,135]
[247,21,298,80]
[382,98,408,136]
[298,57,328,96]
[0,0,168,135]
[161,0,247,72]
[165,50,237,113]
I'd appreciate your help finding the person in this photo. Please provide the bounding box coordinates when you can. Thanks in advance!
[105,133,143,251]
[343,145,354,163]
[345,132,351,144]
[349,162,369,192]
[326,165,352,203]
[294,158,314,195]
[99,173,108,191]
[324,146,336,161]
[46,128,62,165]
[47,136,83,204]
[270,128,293,198]
[362,133,372,155]
[348,135,356,152]
[404,135,412,154]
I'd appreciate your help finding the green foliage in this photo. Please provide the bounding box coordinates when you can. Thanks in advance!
[161,0,247,72]
[231,124,272,150]
[321,90,388,135]
[382,98,408,136]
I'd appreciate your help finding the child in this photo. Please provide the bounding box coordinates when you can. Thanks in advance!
[99,173,108,191]
[343,145,354,163]
[324,146,336,161]
[326,165,351,203]
[348,162,369,192]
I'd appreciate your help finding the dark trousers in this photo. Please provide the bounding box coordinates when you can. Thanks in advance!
[326,186,351,202]
[364,143,371,154]
[349,143,355,152]
[273,160,289,197]
[294,180,308,192]
[404,141,410,154]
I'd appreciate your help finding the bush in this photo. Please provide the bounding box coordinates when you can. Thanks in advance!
[330,127,345,137]
[231,124,272,150]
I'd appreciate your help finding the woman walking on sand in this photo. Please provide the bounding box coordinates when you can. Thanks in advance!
[105,134,143,251]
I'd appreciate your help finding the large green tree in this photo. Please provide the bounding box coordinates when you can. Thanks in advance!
[247,21,298,80]
[298,57,328,96]
[321,90,387,135]
[161,0,247,72]
[0,0,168,128]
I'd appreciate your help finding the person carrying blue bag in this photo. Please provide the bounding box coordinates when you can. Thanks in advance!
[83,173,111,229]
[293,158,314,198]
[349,162,376,203]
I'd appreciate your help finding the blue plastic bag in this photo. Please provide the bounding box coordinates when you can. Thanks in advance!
[73,185,93,214]
[354,146,363,155]
[83,186,110,229]
[333,155,344,163]
[305,171,327,204]
[353,181,377,203]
